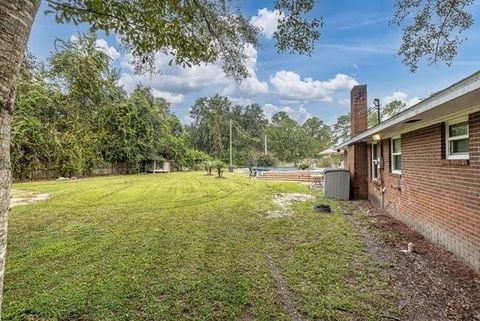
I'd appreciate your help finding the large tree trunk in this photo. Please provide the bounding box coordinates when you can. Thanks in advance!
[0,0,40,314]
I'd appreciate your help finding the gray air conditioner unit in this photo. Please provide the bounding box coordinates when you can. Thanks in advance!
[323,168,350,201]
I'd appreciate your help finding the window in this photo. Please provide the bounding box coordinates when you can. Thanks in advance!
[446,120,469,159]
[371,143,380,180]
[391,137,401,174]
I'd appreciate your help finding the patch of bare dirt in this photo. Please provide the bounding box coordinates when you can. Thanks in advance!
[267,193,315,219]
[10,190,49,208]
[343,200,480,321]
[239,303,254,321]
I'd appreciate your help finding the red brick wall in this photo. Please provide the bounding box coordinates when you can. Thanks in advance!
[347,143,368,199]
[366,112,480,271]
[351,85,368,136]
[347,85,369,199]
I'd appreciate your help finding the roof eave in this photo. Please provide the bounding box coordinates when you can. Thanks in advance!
[335,70,480,149]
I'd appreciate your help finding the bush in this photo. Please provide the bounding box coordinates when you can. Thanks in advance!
[241,150,279,168]
[203,160,214,175]
[256,153,279,167]
[211,159,227,177]
[298,163,309,170]
[184,149,211,171]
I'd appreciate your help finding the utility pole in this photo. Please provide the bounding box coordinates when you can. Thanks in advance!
[264,135,268,155]
[229,119,233,172]
[373,98,381,124]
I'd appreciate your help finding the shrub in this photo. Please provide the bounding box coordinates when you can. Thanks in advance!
[256,153,279,167]
[211,159,227,177]
[298,163,309,170]
[203,160,214,175]
[184,149,211,171]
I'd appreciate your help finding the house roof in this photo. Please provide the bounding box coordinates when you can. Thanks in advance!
[336,70,480,149]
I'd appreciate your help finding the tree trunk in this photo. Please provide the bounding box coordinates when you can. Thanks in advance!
[0,0,40,314]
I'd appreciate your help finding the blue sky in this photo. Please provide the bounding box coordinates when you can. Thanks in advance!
[28,0,480,125]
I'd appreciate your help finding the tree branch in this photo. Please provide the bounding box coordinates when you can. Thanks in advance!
[45,0,135,27]
[431,0,457,65]
[191,0,244,72]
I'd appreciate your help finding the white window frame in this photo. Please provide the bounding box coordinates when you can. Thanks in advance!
[446,118,469,160]
[391,136,401,174]
[371,143,380,180]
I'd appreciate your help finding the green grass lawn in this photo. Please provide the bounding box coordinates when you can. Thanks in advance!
[5,172,398,320]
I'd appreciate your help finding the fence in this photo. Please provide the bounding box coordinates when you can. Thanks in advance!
[13,162,139,182]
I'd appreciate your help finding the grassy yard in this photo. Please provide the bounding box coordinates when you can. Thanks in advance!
[5,172,398,320]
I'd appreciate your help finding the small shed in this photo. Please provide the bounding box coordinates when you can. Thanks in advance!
[144,158,171,173]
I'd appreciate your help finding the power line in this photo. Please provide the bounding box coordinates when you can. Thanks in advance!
[326,106,379,128]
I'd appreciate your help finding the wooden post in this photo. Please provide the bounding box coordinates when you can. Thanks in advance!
[153,160,156,173]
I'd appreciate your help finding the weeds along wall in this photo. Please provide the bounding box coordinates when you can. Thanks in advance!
[366,112,480,271]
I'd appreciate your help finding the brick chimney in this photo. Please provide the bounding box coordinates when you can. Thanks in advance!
[346,84,368,199]
[351,85,367,137]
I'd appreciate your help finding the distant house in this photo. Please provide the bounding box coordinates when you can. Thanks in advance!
[336,71,480,271]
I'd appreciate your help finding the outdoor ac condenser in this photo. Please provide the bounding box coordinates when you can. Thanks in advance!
[323,169,350,201]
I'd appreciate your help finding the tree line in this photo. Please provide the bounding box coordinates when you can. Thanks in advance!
[187,95,335,167]
[13,34,410,179]
[12,35,199,179]
[13,35,345,178]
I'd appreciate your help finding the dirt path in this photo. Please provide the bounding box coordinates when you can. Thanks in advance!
[344,201,480,321]
[267,253,306,321]
[10,190,49,208]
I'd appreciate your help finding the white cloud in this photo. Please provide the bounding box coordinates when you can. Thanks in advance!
[151,89,184,104]
[118,52,230,105]
[118,52,229,95]
[70,36,121,60]
[250,8,284,39]
[229,96,254,106]
[382,91,421,107]
[182,114,194,125]
[223,44,268,96]
[118,44,268,105]
[263,103,313,124]
[270,71,358,103]
[338,98,350,107]
[95,39,121,60]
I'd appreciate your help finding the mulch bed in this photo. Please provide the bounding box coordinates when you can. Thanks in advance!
[343,200,480,321]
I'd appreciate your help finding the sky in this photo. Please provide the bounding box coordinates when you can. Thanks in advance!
[28,0,480,125]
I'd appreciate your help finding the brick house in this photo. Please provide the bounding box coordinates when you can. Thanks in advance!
[337,71,480,271]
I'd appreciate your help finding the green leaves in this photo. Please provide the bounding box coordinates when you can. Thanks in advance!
[188,95,337,166]
[392,0,475,72]
[333,114,351,144]
[45,0,320,80]
[12,35,187,177]
[274,0,322,56]
[189,95,232,159]
[267,112,312,165]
